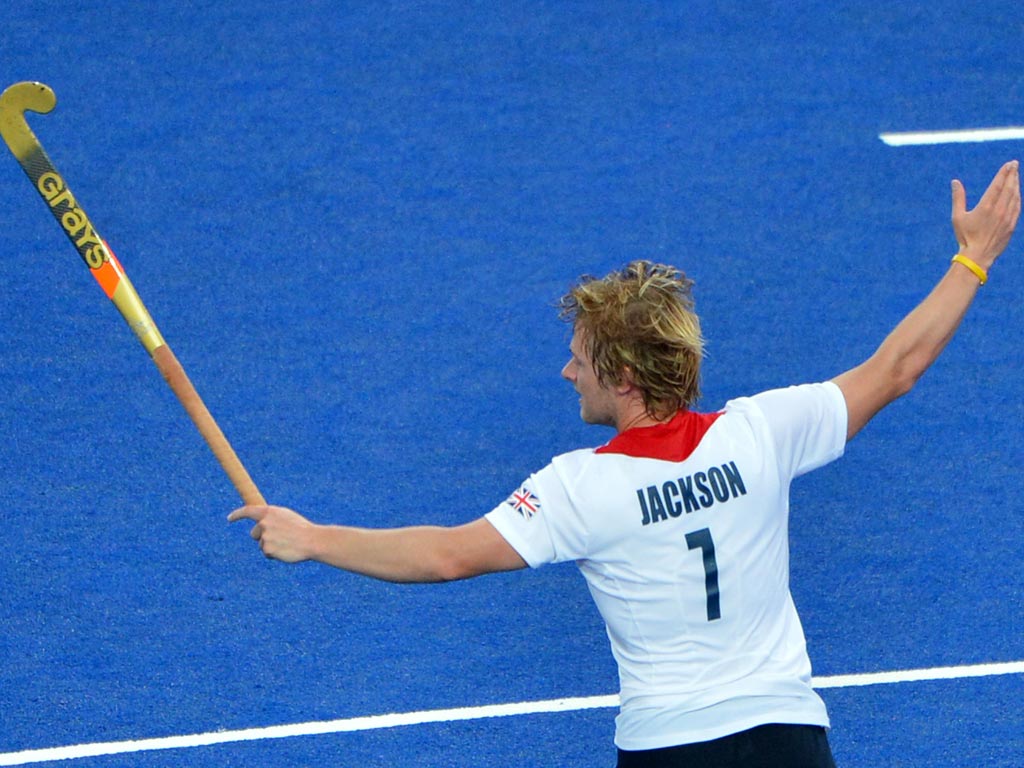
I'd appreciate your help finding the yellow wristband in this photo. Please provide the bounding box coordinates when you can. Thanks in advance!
[951,253,988,285]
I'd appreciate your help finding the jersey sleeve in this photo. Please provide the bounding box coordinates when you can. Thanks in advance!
[484,454,590,568]
[742,381,848,479]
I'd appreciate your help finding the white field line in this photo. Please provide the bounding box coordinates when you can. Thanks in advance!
[880,126,1024,146]
[1,660,1022,766]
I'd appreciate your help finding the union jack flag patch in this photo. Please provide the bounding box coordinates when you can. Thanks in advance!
[506,486,541,519]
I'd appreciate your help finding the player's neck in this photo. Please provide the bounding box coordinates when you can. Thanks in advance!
[613,396,672,434]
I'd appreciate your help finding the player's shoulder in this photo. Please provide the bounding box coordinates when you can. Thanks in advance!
[544,444,627,488]
[549,446,600,471]
[724,381,844,416]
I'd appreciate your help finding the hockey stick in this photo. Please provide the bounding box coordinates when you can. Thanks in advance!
[0,81,266,506]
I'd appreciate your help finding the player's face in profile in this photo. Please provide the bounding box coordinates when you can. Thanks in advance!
[561,329,617,427]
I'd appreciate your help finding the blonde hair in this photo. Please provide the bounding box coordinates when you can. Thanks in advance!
[559,260,704,417]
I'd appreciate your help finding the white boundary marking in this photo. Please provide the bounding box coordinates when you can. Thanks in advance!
[0,660,1021,766]
[880,127,1024,146]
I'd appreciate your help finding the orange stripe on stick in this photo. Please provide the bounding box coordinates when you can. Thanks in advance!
[92,242,123,298]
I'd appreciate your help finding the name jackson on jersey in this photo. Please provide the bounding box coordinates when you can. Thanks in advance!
[637,461,746,526]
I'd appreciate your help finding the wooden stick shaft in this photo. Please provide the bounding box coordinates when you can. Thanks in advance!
[152,345,266,506]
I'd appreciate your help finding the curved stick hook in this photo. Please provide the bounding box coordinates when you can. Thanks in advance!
[0,81,57,161]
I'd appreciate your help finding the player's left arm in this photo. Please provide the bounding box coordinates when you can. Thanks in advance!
[228,505,527,583]
[833,160,1020,441]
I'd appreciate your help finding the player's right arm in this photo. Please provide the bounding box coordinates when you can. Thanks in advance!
[833,160,1020,441]
[228,505,527,583]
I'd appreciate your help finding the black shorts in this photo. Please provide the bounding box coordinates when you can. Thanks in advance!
[616,723,836,768]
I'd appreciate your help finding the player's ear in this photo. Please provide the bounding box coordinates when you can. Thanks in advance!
[615,365,638,394]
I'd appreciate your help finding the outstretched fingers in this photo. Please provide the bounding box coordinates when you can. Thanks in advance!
[978,160,1020,211]
[951,160,1021,265]
[998,160,1022,220]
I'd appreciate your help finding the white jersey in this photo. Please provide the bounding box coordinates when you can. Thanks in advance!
[485,382,848,750]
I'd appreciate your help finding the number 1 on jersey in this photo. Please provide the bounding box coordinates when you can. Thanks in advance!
[686,528,721,621]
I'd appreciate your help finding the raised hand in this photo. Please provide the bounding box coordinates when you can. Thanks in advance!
[951,160,1021,271]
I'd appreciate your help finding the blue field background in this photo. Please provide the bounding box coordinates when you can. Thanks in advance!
[1,2,1022,766]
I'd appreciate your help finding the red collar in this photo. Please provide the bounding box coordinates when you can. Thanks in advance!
[595,409,723,462]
